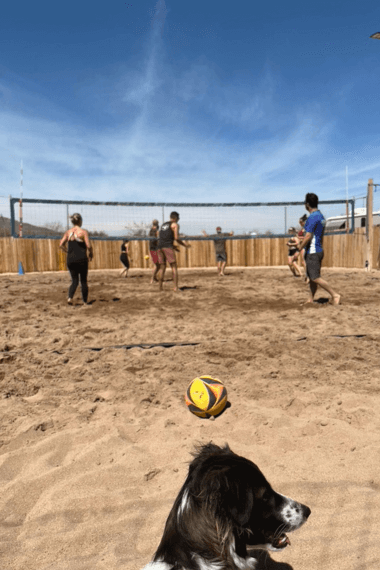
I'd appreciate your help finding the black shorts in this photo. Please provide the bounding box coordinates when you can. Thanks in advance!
[305,251,324,281]
[120,252,130,269]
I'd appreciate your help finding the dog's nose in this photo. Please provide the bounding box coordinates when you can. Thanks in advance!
[303,505,311,519]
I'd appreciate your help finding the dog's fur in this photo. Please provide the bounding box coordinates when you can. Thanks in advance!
[142,443,311,570]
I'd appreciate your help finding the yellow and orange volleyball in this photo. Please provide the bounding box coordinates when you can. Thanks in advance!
[185,375,228,418]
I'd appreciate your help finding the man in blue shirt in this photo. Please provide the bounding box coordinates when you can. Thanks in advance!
[294,193,340,305]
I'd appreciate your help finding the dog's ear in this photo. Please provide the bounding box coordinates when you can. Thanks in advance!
[225,480,254,526]
[198,465,254,527]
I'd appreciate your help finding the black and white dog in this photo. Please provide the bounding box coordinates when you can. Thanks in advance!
[143,443,310,570]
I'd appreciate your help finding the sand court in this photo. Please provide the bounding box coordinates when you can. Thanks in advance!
[1,267,380,569]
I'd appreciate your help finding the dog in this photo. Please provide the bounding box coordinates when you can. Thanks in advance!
[142,443,310,570]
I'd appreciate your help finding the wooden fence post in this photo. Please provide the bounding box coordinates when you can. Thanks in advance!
[366,179,373,271]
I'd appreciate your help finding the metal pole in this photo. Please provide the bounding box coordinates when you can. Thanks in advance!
[19,161,23,237]
[366,179,374,271]
[345,166,349,233]
[284,206,287,233]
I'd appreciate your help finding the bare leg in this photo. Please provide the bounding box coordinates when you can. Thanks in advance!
[217,261,221,275]
[307,280,318,302]
[220,261,227,276]
[158,264,166,291]
[301,251,307,272]
[302,253,309,282]
[292,261,302,276]
[150,263,159,284]
[171,262,179,291]
[288,261,297,276]
[313,277,340,305]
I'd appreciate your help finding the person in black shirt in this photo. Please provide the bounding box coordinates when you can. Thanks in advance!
[59,213,93,305]
[120,239,130,278]
[157,211,190,291]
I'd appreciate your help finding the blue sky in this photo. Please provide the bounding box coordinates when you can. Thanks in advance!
[1,0,380,209]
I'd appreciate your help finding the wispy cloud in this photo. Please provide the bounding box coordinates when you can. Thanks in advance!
[1,0,379,209]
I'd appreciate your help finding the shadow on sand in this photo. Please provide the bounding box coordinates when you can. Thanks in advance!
[248,550,293,570]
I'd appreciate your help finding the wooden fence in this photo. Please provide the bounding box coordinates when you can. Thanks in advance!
[0,228,379,274]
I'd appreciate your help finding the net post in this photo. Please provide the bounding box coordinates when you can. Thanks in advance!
[18,198,23,237]
[19,161,23,238]
[366,179,374,271]
[345,165,349,233]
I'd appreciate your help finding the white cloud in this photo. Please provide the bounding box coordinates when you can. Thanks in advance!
[1,2,380,212]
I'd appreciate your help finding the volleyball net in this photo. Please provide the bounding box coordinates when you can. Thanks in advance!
[10,198,356,240]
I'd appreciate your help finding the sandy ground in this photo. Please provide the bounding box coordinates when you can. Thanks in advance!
[1,266,380,570]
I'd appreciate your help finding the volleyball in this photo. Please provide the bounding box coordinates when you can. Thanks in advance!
[185,376,228,418]
[144,255,150,260]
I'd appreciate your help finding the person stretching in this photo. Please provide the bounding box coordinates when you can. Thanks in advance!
[202,226,234,276]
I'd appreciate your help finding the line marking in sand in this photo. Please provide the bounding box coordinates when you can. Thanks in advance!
[297,334,367,341]
[51,341,228,353]
[0,340,228,356]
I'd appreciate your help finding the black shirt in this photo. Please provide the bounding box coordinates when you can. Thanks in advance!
[158,221,174,249]
[67,237,87,264]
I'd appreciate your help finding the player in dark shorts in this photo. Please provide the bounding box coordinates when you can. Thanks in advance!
[202,227,234,276]
[59,213,93,305]
[294,193,340,305]
[120,239,130,278]
[297,214,308,281]
[157,211,190,292]
[149,220,160,284]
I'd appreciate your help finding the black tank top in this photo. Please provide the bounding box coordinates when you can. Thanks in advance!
[149,227,158,251]
[67,237,87,263]
[158,221,174,248]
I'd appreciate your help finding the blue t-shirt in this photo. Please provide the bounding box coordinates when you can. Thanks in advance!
[304,210,325,254]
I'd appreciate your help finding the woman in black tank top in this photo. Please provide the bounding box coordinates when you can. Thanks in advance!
[59,213,93,305]
[149,220,160,284]
[120,239,130,277]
